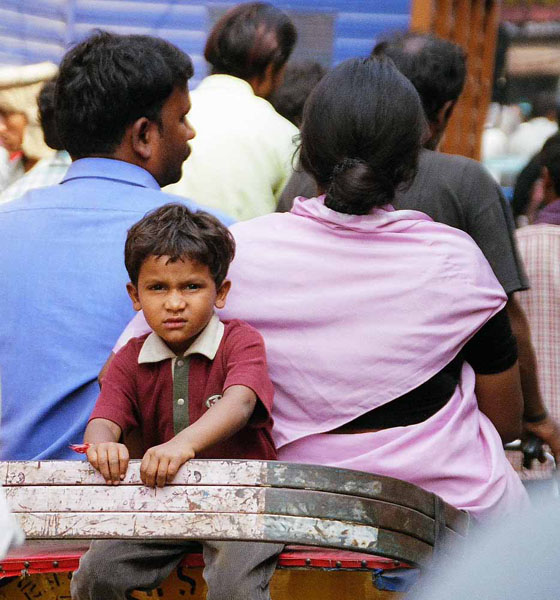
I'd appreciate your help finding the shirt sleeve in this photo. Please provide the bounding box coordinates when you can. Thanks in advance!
[462,307,518,374]
[89,341,140,434]
[221,321,275,421]
[464,160,530,295]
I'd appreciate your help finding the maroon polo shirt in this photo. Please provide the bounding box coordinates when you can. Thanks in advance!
[90,319,276,460]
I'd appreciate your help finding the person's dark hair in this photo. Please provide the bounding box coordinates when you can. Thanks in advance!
[38,78,64,151]
[372,33,466,124]
[540,133,560,197]
[56,31,193,158]
[125,204,235,287]
[205,2,297,81]
[299,57,426,215]
[531,92,560,122]
[269,61,326,127]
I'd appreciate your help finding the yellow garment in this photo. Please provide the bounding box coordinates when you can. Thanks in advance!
[165,75,299,221]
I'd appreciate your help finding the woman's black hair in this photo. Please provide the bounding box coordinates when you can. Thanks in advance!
[299,57,426,215]
[56,31,193,158]
[205,2,297,81]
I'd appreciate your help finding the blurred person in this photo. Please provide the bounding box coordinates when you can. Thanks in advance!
[271,61,326,211]
[482,103,508,161]
[0,62,58,191]
[0,31,230,461]
[269,60,325,127]
[0,77,71,204]
[509,92,559,159]
[515,136,560,474]
[165,2,298,221]
[376,34,560,464]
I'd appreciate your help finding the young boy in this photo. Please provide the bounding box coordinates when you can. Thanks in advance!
[71,203,281,600]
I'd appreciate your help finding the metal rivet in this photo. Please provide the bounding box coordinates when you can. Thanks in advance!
[335,561,342,568]
[393,560,401,567]
[53,561,59,568]
[23,561,30,568]
[305,558,311,566]
[361,560,368,568]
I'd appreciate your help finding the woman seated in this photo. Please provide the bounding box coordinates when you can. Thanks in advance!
[114,57,529,520]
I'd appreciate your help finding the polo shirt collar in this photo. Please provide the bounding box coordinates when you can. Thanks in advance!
[61,158,161,190]
[196,74,255,96]
[138,314,225,363]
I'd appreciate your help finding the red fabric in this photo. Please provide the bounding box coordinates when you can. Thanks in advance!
[90,319,276,460]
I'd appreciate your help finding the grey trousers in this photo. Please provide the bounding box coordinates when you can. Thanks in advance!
[70,539,284,600]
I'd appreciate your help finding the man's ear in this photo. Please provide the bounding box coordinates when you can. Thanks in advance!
[214,280,231,309]
[126,282,142,312]
[130,117,154,160]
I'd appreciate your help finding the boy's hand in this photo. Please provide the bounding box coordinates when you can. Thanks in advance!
[87,442,129,485]
[140,438,195,488]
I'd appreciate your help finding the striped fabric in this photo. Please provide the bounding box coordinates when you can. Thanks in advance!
[513,224,560,477]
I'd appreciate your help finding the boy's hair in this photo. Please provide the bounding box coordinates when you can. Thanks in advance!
[125,204,235,287]
[205,2,297,81]
[541,133,560,197]
[56,31,193,158]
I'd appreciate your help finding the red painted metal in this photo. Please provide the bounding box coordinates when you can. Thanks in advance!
[0,542,409,578]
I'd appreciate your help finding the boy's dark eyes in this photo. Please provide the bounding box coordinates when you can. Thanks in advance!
[148,284,165,291]
[185,283,200,290]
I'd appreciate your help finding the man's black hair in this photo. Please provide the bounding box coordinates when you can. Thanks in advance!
[125,203,235,288]
[55,31,193,158]
[205,2,297,81]
[541,133,560,197]
[269,61,326,127]
[372,33,466,124]
[38,78,64,151]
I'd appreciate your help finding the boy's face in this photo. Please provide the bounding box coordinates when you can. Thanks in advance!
[127,255,230,355]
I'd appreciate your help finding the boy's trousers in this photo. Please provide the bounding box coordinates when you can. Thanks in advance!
[70,539,284,600]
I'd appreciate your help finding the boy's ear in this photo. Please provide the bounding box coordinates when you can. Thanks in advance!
[126,282,142,312]
[214,280,231,309]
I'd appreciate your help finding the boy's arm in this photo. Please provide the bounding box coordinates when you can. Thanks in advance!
[140,385,256,488]
[85,417,129,486]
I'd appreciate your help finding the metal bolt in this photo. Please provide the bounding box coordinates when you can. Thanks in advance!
[361,559,368,568]
[305,558,311,566]
[335,561,342,568]
[393,560,401,567]
[23,561,30,568]
[53,561,59,568]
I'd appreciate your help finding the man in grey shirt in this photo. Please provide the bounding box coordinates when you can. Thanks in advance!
[373,33,560,461]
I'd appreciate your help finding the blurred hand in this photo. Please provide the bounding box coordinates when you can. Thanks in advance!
[87,442,129,485]
[523,414,560,466]
[140,438,195,488]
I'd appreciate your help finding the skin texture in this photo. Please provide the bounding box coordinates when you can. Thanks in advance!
[109,85,195,188]
[85,256,258,487]
[0,111,26,153]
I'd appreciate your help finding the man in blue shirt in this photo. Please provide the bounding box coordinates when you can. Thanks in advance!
[0,31,231,459]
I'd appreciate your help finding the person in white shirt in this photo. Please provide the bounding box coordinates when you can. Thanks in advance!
[165,2,299,221]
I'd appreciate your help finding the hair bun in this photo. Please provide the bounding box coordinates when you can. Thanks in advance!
[326,158,392,215]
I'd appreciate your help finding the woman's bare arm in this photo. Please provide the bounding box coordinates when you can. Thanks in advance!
[475,362,523,443]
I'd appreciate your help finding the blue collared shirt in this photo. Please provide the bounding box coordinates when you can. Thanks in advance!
[0,158,232,459]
